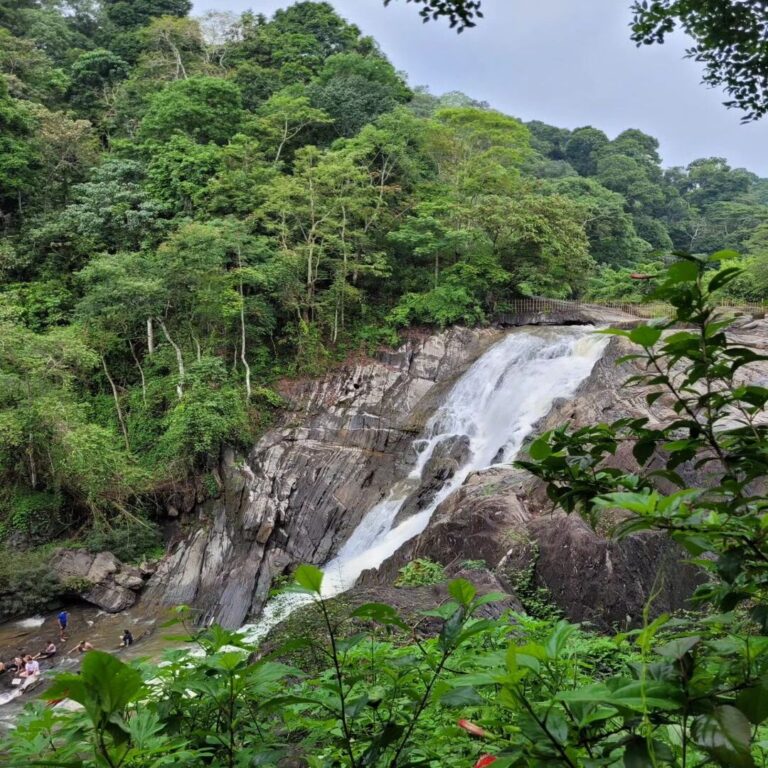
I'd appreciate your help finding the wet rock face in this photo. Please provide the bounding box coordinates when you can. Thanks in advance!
[497,514,705,631]
[362,467,530,587]
[49,550,148,613]
[366,323,768,629]
[393,435,470,526]
[145,327,505,628]
[146,316,768,632]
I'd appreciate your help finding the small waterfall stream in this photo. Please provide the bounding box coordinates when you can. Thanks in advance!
[242,326,607,643]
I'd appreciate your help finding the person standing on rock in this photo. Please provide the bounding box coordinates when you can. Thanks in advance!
[57,609,69,640]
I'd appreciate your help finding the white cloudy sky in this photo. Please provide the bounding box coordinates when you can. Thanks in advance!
[193,0,768,175]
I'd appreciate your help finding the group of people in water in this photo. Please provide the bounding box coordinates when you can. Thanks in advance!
[0,609,136,687]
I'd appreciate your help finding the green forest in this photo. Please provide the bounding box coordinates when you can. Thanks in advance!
[2,0,768,559]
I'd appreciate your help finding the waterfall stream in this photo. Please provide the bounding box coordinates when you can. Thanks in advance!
[241,326,607,643]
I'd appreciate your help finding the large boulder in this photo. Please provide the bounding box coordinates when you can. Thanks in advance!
[82,582,136,613]
[50,549,150,613]
[49,549,94,583]
[498,513,705,631]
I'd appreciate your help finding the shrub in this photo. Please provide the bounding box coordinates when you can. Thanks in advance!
[0,487,64,544]
[395,557,445,586]
[0,547,61,621]
[84,515,162,563]
[155,356,250,470]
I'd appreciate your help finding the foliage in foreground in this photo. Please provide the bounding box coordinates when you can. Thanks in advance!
[5,257,768,767]
[4,573,767,767]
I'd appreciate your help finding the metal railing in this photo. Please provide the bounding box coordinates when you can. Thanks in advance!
[496,298,766,321]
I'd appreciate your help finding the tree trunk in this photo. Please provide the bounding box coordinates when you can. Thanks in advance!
[237,247,252,401]
[147,318,155,355]
[27,435,37,489]
[158,318,185,399]
[274,118,289,165]
[191,333,202,363]
[128,340,147,406]
[102,355,131,451]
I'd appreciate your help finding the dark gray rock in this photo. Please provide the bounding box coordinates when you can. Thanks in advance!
[50,549,142,613]
[82,582,136,613]
[86,552,120,584]
[49,549,94,583]
[394,435,471,525]
[145,327,507,628]
[497,513,705,631]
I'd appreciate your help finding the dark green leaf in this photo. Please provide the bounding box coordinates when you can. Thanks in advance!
[691,706,755,768]
[629,325,662,347]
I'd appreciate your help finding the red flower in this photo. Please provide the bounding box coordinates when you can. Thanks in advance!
[458,719,487,738]
[474,756,497,768]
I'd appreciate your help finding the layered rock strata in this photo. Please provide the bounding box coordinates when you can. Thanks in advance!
[145,328,505,627]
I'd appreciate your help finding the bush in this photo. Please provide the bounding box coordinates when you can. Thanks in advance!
[0,547,61,621]
[395,557,445,586]
[155,356,250,470]
[84,516,162,563]
[0,487,64,544]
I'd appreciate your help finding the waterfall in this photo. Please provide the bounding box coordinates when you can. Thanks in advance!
[241,326,607,643]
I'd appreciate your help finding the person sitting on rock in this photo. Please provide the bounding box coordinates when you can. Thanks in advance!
[7,656,23,674]
[120,629,134,647]
[70,640,95,654]
[19,655,39,678]
[34,641,57,660]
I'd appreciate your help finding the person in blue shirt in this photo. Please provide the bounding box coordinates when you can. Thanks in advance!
[57,610,68,640]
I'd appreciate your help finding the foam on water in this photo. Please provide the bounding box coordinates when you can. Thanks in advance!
[13,616,45,630]
[242,326,607,644]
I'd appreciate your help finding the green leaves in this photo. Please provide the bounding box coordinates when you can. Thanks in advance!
[292,564,324,594]
[666,259,700,284]
[691,706,755,767]
[527,437,552,461]
[47,651,143,728]
[510,255,768,765]
[628,324,662,347]
[351,602,408,629]
[448,578,476,606]
[735,682,768,725]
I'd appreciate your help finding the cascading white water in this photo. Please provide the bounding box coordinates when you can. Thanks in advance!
[242,326,607,643]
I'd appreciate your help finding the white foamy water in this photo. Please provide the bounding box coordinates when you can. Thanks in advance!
[13,616,45,630]
[242,327,607,643]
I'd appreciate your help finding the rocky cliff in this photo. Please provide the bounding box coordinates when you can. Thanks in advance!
[144,327,506,628]
[145,315,767,632]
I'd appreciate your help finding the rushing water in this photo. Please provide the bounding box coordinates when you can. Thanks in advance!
[242,326,607,642]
